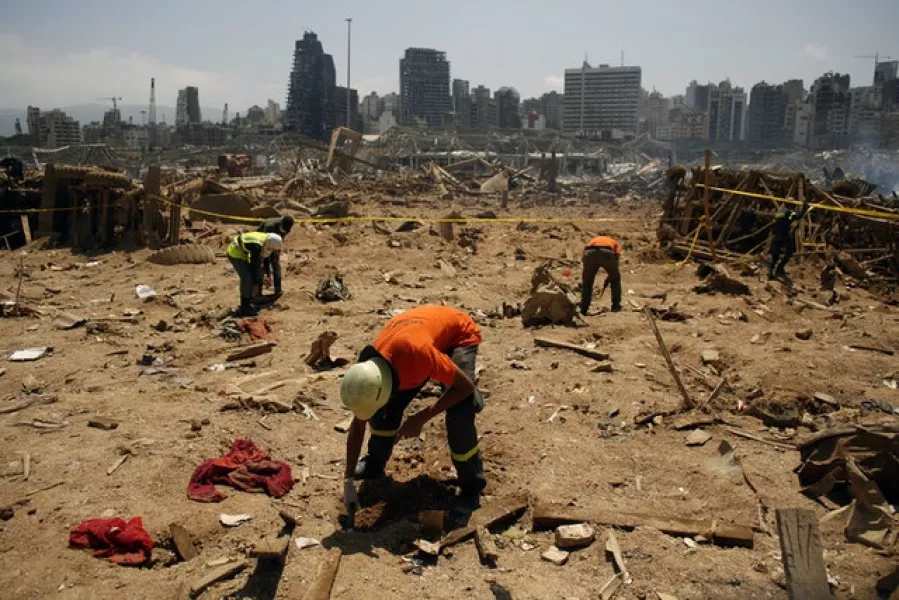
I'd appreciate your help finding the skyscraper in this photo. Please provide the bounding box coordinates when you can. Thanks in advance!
[399,48,451,127]
[494,87,521,129]
[808,72,851,149]
[563,62,641,138]
[707,80,746,142]
[285,32,337,140]
[748,82,787,144]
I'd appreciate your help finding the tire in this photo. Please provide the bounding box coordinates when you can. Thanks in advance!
[147,245,216,266]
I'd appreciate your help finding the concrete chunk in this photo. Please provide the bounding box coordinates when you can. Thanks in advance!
[685,429,713,447]
[554,523,595,549]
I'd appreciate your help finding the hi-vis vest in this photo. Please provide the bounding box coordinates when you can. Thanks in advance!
[226,231,268,262]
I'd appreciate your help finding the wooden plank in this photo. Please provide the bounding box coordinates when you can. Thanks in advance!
[301,548,342,600]
[533,337,609,361]
[605,530,630,583]
[642,307,694,409]
[189,560,249,598]
[169,523,198,561]
[775,509,833,600]
[474,526,499,565]
[439,496,528,552]
[226,341,277,362]
[533,500,753,548]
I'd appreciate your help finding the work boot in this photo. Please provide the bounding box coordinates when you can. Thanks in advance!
[611,304,622,313]
[767,270,776,280]
[353,456,387,481]
[452,486,483,517]
[238,300,258,317]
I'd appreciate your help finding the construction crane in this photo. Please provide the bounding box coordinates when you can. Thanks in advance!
[97,96,123,110]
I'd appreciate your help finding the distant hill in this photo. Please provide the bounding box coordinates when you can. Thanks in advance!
[0,104,224,137]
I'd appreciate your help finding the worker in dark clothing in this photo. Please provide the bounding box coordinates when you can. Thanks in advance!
[769,199,810,280]
[256,215,294,296]
[581,236,623,314]
[226,232,283,316]
[340,305,486,518]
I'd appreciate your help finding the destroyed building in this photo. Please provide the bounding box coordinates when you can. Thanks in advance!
[808,72,852,149]
[494,87,522,129]
[748,82,788,145]
[26,107,82,149]
[399,48,451,128]
[175,87,201,129]
[285,32,337,140]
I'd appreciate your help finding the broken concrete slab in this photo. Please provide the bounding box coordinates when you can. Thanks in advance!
[53,311,87,330]
[686,430,713,446]
[169,523,198,561]
[554,523,595,549]
[251,535,290,560]
[701,350,723,370]
[226,342,276,362]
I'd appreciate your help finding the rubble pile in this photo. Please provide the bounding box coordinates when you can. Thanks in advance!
[663,165,899,282]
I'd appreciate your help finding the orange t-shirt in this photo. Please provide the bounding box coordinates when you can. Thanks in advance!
[373,305,482,391]
[586,236,621,254]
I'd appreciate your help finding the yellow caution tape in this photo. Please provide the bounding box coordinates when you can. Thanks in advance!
[0,206,80,214]
[694,184,899,221]
[674,216,705,268]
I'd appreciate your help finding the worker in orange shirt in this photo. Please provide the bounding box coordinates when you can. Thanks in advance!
[581,235,622,314]
[340,305,485,520]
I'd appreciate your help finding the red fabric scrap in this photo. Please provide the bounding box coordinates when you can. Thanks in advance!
[69,517,153,566]
[187,438,294,503]
[237,317,274,341]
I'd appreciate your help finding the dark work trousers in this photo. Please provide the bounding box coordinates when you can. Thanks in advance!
[770,236,795,275]
[229,256,254,302]
[365,346,486,493]
[581,247,622,313]
[263,253,282,294]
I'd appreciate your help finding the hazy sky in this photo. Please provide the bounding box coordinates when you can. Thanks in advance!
[2,0,897,114]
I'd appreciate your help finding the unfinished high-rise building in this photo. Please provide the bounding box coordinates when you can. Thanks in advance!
[494,87,522,129]
[452,79,471,128]
[808,72,851,149]
[563,62,641,138]
[285,32,337,140]
[335,86,361,131]
[26,106,81,148]
[470,85,495,129]
[399,48,451,128]
[175,87,201,129]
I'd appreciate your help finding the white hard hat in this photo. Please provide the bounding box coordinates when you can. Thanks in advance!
[340,357,393,421]
[263,233,283,254]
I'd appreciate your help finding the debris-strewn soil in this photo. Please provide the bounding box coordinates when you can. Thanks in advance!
[0,193,896,600]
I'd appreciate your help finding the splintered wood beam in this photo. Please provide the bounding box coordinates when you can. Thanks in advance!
[776,509,832,600]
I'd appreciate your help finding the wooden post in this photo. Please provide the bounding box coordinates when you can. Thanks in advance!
[701,149,717,260]
[643,307,694,409]
[301,548,342,600]
[776,509,832,600]
[20,215,32,244]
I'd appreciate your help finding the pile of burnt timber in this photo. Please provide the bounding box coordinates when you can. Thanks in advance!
[663,161,899,281]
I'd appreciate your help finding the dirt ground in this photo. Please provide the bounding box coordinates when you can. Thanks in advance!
[0,190,897,600]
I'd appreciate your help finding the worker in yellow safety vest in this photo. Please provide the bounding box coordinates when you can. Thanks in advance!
[226,231,282,316]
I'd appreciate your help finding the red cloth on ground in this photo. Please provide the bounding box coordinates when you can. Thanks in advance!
[237,317,274,340]
[69,517,153,566]
[187,438,294,503]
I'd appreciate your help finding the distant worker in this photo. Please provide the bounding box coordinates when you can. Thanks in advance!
[769,197,810,280]
[226,231,282,317]
[256,215,294,296]
[340,305,486,520]
[581,235,622,315]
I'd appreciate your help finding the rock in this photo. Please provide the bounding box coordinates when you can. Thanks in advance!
[795,329,813,341]
[701,350,723,370]
[169,523,198,561]
[88,417,119,431]
[521,284,577,327]
[414,539,441,557]
[837,252,867,280]
[190,420,202,431]
[813,392,839,408]
[21,375,42,394]
[250,535,290,559]
[151,547,177,567]
[0,506,13,520]
[554,523,595,549]
[685,430,713,446]
[541,545,570,565]
[592,362,613,373]
[509,361,530,371]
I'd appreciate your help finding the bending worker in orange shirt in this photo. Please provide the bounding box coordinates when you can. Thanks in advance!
[581,235,623,314]
[340,305,486,518]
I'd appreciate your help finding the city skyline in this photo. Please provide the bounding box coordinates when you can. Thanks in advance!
[1,0,897,112]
